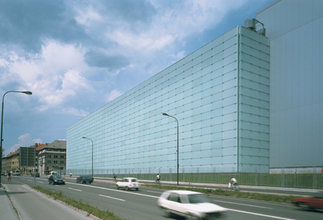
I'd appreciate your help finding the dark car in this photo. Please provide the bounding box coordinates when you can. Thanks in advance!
[76,175,94,184]
[31,172,40,177]
[48,175,65,185]
[292,193,323,210]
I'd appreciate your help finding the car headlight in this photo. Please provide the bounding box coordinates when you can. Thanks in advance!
[63,180,65,182]
[54,180,57,182]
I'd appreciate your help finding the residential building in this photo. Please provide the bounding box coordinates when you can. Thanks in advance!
[1,150,19,172]
[38,140,66,176]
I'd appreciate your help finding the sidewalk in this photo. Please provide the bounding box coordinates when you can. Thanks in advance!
[1,182,96,220]
[0,184,20,220]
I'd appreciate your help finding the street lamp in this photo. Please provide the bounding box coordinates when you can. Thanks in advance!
[0,91,32,187]
[162,113,179,185]
[82,137,93,178]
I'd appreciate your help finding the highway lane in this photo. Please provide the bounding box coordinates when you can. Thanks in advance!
[11,176,323,220]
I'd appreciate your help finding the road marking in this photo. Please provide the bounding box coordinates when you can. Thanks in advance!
[37,181,44,183]
[99,194,125,202]
[69,187,82,192]
[147,190,161,194]
[68,182,159,199]
[214,199,272,209]
[227,208,295,220]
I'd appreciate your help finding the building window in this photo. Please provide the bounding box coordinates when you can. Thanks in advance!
[60,156,64,158]
[48,155,51,158]
[60,161,64,164]
[54,155,58,158]
[54,161,58,164]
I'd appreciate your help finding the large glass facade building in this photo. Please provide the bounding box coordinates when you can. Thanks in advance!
[67,26,270,173]
[257,0,323,169]
[68,0,323,174]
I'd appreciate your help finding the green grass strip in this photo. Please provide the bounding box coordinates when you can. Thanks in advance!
[143,184,299,204]
[32,186,127,220]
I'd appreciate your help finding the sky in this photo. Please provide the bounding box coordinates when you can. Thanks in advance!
[0,0,275,156]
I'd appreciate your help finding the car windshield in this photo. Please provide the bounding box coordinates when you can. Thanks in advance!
[55,175,62,178]
[187,194,208,204]
[84,176,91,178]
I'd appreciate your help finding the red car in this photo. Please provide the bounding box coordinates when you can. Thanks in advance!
[292,193,323,210]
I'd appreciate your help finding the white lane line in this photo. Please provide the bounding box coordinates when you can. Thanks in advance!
[147,190,161,194]
[227,208,295,220]
[67,182,159,199]
[214,199,272,209]
[37,181,44,183]
[99,194,125,202]
[69,187,82,192]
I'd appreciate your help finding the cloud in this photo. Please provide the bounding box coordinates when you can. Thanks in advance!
[5,134,37,155]
[0,0,87,52]
[107,89,123,102]
[33,138,43,144]
[61,107,89,117]
[99,0,248,53]
[84,50,130,69]
[5,41,92,111]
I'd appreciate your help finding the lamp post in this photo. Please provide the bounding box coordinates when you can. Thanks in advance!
[0,91,32,187]
[162,113,179,185]
[82,137,93,178]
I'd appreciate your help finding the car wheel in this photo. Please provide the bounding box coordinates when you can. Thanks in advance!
[136,188,139,191]
[126,186,129,191]
[89,182,91,184]
[160,208,170,217]
[76,180,78,183]
[186,214,201,220]
[298,202,311,211]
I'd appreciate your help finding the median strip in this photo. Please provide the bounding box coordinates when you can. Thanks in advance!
[143,184,299,204]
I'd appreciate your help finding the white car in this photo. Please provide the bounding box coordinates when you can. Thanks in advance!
[158,190,227,220]
[47,171,58,179]
[116,177,139,191]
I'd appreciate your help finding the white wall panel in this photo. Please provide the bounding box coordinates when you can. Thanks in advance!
[257,0,323,168]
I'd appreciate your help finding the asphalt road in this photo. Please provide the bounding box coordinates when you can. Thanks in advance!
[10,176,323,220]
